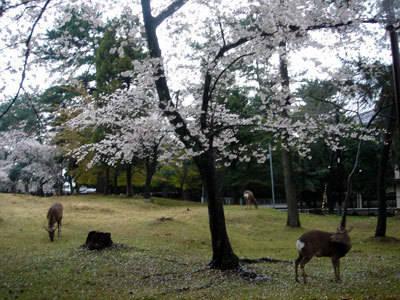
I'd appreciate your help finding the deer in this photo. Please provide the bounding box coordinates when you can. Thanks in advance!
[295,225,352,283]
[45,203,63,242]
[243,190,258,209]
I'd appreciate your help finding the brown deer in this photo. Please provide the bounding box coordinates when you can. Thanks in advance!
[243,190,258,209]
[295,226,352,283]
[45,203,63,242]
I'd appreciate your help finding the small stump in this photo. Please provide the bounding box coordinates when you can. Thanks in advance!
[84,231,113,250]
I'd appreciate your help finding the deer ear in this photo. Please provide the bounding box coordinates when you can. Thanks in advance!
[347,226,353,233]
[43,226,50,232]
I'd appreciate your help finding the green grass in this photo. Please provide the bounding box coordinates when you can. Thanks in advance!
[0,193,399,299]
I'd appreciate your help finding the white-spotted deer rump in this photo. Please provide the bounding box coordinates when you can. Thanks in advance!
[243,190,258,209]
[46,203,63,242]
[295,226,352,283]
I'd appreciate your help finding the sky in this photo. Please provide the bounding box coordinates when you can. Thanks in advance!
[0,0,395,106]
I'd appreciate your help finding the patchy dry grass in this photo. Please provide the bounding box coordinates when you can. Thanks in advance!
[0,193,399,299]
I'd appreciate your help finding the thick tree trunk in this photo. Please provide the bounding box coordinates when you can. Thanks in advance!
[126,164,133,197]
[282,149,300,227]
[279,38,300,227]
[375,132,392,237]
[388,16,400,127]
[375,105,395,237]
[195,151,239,270]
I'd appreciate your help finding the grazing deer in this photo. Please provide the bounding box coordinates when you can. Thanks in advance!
[295,226,352,283]
[243,190,258,209]
[45,203,63,242]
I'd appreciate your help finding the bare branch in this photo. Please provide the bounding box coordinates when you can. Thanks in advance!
[22,87,44,133]
[0,0,51,120]
[0,0,39,16]
[301,18,382,32]
[153,0,188,27]
[209,52,255,100]
[218,17,226,47]
[213,17,386,62]
[214,36,253,61]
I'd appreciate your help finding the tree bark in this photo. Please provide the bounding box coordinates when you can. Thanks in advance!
[375,130,392,237]
[194,150,239,270]
[375,104,395,237]
[282,149,300,227]
[279,37,300,227]
[387,3,400,127]
[126,164,133,197]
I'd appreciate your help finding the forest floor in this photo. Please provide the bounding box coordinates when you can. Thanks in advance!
[0,193,400,299]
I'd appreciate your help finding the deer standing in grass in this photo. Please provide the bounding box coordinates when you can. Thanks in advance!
[243,190,258,209]
[295,226,352,283]
[45,203,63,242]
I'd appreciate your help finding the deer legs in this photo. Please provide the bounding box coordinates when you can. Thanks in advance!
[296,255,342,283]
[57,220,62,239]
[295,254,311,283]
[332,257,341,282]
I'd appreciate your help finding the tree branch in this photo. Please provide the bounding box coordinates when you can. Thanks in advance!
[22,87,45,136]
[141,0,202,151]
[218,17,226,47]
[214,36,253,61]
[0,0,39,16]
[0,0,51,120]
[209,52,255,100]
[153,0,188,27]
[300,18,381,32]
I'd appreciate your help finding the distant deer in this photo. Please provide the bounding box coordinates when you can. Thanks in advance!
[243,190,258,209]
[295,226,352,283]
[45,203,63,242]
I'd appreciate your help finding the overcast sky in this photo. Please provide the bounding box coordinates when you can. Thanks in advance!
[0,1,394,105]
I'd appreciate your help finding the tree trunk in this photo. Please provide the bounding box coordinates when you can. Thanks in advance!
[279,37,300,227]
[375,133,392,237]
[179,161,189,200]
[375,105,395,237]
[68,177,73,195]
[113,167,119,194]
[37,183,44,197]
[126,164,133,197]
[140,0,238,270]
[282,149,300,227]
[75,183,80,194]
[104,166,110,195]
[195,150,239,270]
[144,157,157,199]
[387,9,400,128]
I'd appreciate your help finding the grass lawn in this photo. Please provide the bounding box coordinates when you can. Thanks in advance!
[0,193,399,299]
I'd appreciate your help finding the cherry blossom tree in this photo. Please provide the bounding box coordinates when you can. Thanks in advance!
[67,86,179,198]
[0,130,63,195]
